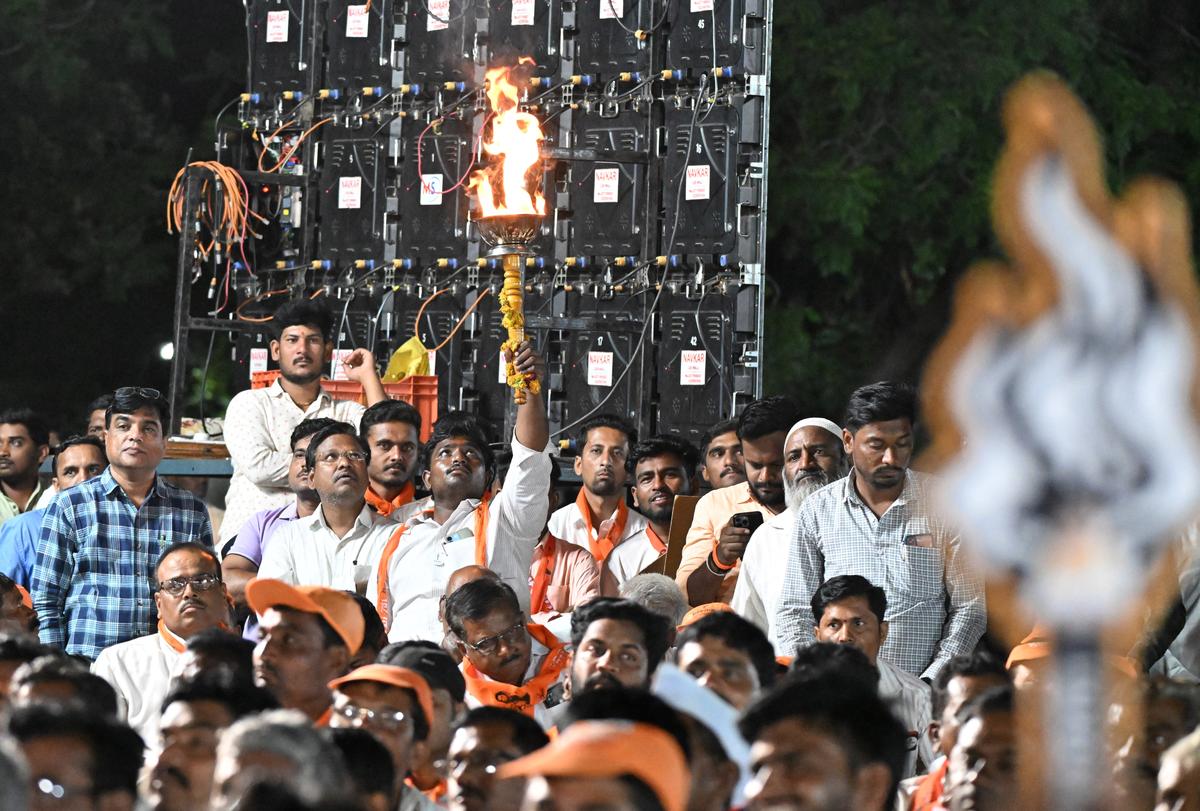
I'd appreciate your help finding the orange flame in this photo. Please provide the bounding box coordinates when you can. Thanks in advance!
[469,60,546,218]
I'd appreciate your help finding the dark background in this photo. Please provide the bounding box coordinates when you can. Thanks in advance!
[2,1,1197,433]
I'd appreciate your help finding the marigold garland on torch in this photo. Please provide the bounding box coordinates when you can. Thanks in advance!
[499,254,540,404]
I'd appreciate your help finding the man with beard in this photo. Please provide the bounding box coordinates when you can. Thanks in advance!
[361,399,423,517]
[222,299,386,546]
[678,396,800,606]
[731,418,845,645]
[260,421,396,596]
[567,597,671,696]
[93,542,232,743]
[604,437,699,595]
[445,706,550,811]
[0,409,50,527]
[775,383,986,681]
[699,418,745,491]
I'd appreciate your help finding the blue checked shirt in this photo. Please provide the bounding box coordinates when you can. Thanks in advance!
[31,469,213,658]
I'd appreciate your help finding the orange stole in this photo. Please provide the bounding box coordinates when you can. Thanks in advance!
[529,534,560,614]
[461,624,569,717]
[577,490,629,562]
[364,481,416,517]
[157,621,186,653]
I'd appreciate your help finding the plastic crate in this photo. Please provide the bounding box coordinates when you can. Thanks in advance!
[250,371,438,440]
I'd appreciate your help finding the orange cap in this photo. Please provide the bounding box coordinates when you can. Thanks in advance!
[1006,625,1052,669]
[14,585,32,610]
[246,579,364,654]
[498,721,689,811]
[329,664,436,730]
[677,602,733,632]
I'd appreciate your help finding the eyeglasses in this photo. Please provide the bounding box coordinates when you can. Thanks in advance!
[158,573,221,596]
[435,752,520,777]
[114,386,164,400]
[317,450,367,466]
[462,621,526,657]
[335,703,411,732]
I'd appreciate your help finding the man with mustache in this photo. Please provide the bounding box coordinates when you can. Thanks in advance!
[605,437,699,595]
[677,396,800,606]
[259,421,397,595]
[361,399,423,517]
[0,409,50,528]
[92,542,231,743]
[222,299,386,547]
[775,382,987,681]
[731,417,846,646]
[446,705,550,811]
[567,597,671,697]
[699,418,745,491]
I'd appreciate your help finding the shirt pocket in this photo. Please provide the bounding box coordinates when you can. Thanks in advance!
[899,545,944,600]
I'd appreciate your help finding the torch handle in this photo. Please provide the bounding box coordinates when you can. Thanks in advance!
[499,253,540,405]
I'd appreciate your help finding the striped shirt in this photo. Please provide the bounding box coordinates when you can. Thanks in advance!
[774,470,985,680]
[31,469,213,658]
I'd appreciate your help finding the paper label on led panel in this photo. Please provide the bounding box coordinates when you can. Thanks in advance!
[599,0,624,20]
[427,350,437,374]
[331,349,354,381]
[593,167,620,203]
[680,350,707,385]
[338,177,362,209]
[588,352,614,387]
[691,0,714,11]
[685,165,711,201]
[266,10,289,42]
[427,0,450,31]
[346,5,369,37]
[249,348,269,375]
[512,0,536,25]
[420,174,443,206]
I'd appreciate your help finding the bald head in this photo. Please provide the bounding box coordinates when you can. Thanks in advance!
[439,566,501,630]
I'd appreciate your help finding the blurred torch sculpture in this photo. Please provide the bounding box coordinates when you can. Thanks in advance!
[924,72,1200,809]
[468,60,545,404]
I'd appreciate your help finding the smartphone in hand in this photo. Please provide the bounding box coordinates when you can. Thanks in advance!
[730,511,764,533]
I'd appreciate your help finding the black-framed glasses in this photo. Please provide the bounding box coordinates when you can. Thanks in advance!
[462,621,525,657]
[158,573,221,596]
[114,386,164,400]
[335,703,411,733]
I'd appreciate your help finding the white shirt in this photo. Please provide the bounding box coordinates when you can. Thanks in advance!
[878,658,934,777]
[221,379,366,544]
[370,436,550,642]
[259,503,396,595]
[548,500,650,596]
[92,627,185,747]
[462,634,555,727]
[730,508,794,649]
[603,525,666,595]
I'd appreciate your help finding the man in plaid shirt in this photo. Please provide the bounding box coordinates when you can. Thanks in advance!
[32,388,213,658]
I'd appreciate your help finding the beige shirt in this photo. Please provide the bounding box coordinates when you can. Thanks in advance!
[92,627,185,747]
[675,482,779,603]
[259,503,397,595]
[221,379,365,544]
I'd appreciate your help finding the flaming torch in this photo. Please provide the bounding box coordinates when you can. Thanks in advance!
[468,61,546,404]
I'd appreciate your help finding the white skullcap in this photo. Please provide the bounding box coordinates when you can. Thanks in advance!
[786,417,843,444]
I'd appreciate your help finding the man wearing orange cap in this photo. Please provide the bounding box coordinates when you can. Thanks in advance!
[329,663,438,811]
[246,577,364,724]
[499,719,691,811]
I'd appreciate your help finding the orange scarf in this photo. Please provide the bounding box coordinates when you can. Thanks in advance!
[911,757,948,811]
[461,624,570,717]
[577,490,629,562]
[645,525,667,555]
[158,621,186,653]
[315,704,333,727]
[364,481,416,517]
[529,535,558,614]
[375,495,492,628]
[405,778,448,804]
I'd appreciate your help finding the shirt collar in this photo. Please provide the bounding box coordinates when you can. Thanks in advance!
[100,467,168,500]
[312,502,376,534]
[269,377,332,407]
[279,501,301,520]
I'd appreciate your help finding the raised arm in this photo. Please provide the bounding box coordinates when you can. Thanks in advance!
[341,348,387,406]
[509,341,550,452]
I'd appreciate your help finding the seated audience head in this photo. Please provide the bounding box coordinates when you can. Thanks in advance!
[423,412,495,502]
[0,409,49,494]
[377,640,467,775]
[288,417,338,500]
[270,299,335,385]
[445,578,530,687]
[929,652,1010,760]
[783,418,847,509]
[149,671,279,811]
[304,421,369,508]
[247,580,364,718]
[360,400,422,498]
[739,673,907,811]
[0,575,36,637]
[678,713,739,811]
[627,436,698,529]
[154,542,229,640]
[0,636,55,709]
[620,574,689,645]
[85,394,114,437]
[674,610,776,711]
[811,575,889,666]
[500,719,689,811]
[104,387,171,473]
[9,656,119,718]
[1005,626,1051,689]
[560,687,692,763]
[569,598,671,694]
[574,415,637,499]
[348,592,388,669]
[789,642,880,693]
[50,435,107,494]
[446,706,550,811]
[944,686,1016,811]
[700,418,744,490]
[736,397,801,510]
[1158,726,1200,811]
[210,708,351,809]
[842,382,918,494]
[179,628,256,683]
[7,704,144,811]
[323,726,398,811]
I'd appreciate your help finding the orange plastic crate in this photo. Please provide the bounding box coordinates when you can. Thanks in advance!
[250,371,438,441]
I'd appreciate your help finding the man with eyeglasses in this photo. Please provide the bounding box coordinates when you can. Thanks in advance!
[32,386,214,659]
[92,541,232,744]
[445,705,550,811]
[444,577,569,727]
[328,663,438,810]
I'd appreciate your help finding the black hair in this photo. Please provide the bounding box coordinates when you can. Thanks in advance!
[0,573,19,599]
[422,412,495,475]
[810,575,888,626]
[576,414,637,451]
[675,612,777,689]
[7,704,144,798]
[348,592,388,656]
[560,687,692,761]
[736,396,800,443]
[453,705,550,754]
[444,578,522,640]
[843,381,917,433]
[183,628,256,682]
[291,417,341,451]
[161,669,280,718]
[626,436,700,478]
[0,408,49,448]
[495,451,562,490]
[378,640,467,703]
[304,421,368,470]
[700,419,740,455]
[273,299,335,342]
[931,652,1010,718]
[11,656,120,718]
[106,387,170,430]
[360,399,422,438]
[789,642,880,693]
[954,684,1014,727]
[153,541,221,589]
[86,394,114,419]
[619,775,668,811]
[0,633,57,664]
[323,726,397,800]
[570,598,671,679]
[1146,676,1200,732]
[51,434,106,478]
[740,673,908,798]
